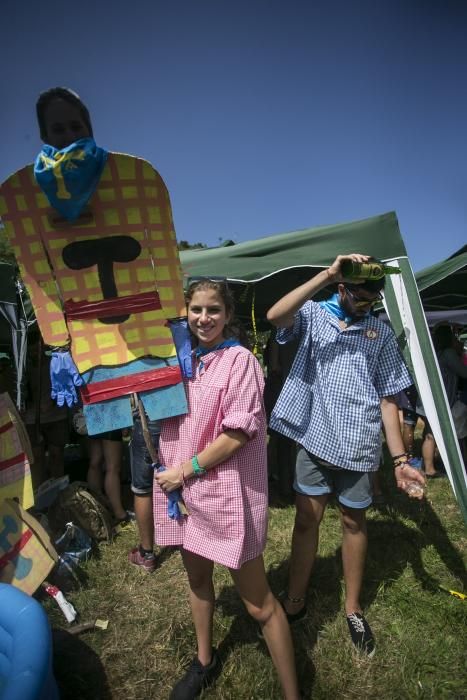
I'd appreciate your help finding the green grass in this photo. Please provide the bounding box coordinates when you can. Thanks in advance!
[45,465,467,700]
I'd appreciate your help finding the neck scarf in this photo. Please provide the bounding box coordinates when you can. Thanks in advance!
[319,292,369,325]
[194,338,241,371]
[34,137,108,221]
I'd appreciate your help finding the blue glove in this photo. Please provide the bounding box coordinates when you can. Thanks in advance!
[168,319,193,379]
[50,350,84,407]
[155,465,184,519]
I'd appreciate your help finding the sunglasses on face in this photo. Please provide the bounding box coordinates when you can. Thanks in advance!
[345,287,383,307]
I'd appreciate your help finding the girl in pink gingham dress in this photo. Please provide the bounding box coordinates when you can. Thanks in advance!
[154,279,300,700]
[154,343,268,568]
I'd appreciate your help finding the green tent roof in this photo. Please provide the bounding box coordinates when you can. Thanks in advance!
[180,211,406,282]
[180,211,407,327]
[415,249,467,312]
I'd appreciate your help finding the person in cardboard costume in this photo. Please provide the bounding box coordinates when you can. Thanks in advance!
[0,88,189,436]
[0,87,191,564]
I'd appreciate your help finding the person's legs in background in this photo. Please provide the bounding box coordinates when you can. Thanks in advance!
[101,436,127,521]
[421,432,436,475]
[421,419,445,478]
[128,415,160,572]
[87,432,129,520]
[87,437,104,494]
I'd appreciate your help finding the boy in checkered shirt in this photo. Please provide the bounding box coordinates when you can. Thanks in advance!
[268,253,425,657]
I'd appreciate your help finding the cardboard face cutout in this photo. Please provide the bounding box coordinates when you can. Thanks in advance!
[0,153,188,432]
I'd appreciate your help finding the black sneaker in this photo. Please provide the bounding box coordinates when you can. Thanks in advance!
[346,613,375,657]
[169,650,221,700]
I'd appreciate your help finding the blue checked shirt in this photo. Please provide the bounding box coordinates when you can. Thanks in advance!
[270,301,412,472]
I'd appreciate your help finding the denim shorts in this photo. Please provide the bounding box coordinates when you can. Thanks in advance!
[294,446,372,509]
[129,416,161,495]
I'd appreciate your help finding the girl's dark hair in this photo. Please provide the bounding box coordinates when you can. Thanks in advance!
[185,279,250,349]
[36,87,93,141]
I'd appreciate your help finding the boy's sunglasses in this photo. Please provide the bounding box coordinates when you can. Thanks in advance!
[345,287,383,307]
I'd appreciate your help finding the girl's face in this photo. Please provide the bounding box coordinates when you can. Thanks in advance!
[187,288,230,348]
[43,99,90,149]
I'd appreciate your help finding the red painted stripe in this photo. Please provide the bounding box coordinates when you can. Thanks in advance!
[0,421,13,435]
[0,529,33,570]
[64,290,161,320]
[80,365,182,404]
[0,453,26,472]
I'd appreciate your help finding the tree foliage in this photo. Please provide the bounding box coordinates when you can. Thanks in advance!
[0,229,15,264]
[177,240,207,251]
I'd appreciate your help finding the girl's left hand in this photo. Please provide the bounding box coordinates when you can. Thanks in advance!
[155,467,183,492]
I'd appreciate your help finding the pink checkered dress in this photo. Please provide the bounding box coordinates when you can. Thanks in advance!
[153,345,268,569]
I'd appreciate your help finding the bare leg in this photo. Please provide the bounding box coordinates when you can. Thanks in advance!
[87,438,104,494]
[101,439,126,520]
[284,493,328,616]
[134,493,154,551]
[422,433,437,475]
[230,556,300,700]
[181,549,215,666]
[339,504,367,615]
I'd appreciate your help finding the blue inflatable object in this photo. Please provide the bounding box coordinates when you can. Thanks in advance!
[0,583,59,700]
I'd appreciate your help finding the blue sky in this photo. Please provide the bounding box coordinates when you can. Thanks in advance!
[2,0,466,271]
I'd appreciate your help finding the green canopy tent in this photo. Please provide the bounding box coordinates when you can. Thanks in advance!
[180,211,408,328]
[380,247,467,327]
[180,211,467,522]
[415,247,467,313]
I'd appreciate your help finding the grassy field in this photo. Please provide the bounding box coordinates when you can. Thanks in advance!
[44,459,467,700]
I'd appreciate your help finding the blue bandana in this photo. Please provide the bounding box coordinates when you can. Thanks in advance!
[34,137,108,221]
[319,292,369,324]
[194,338,241,371]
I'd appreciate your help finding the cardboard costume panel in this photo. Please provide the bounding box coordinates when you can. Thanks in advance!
[0,499,58,594]
[0,392,34,509]
[0,154,188,430]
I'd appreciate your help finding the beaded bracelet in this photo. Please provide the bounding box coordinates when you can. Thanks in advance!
[393,457,410,468]
[192,455,207,476]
